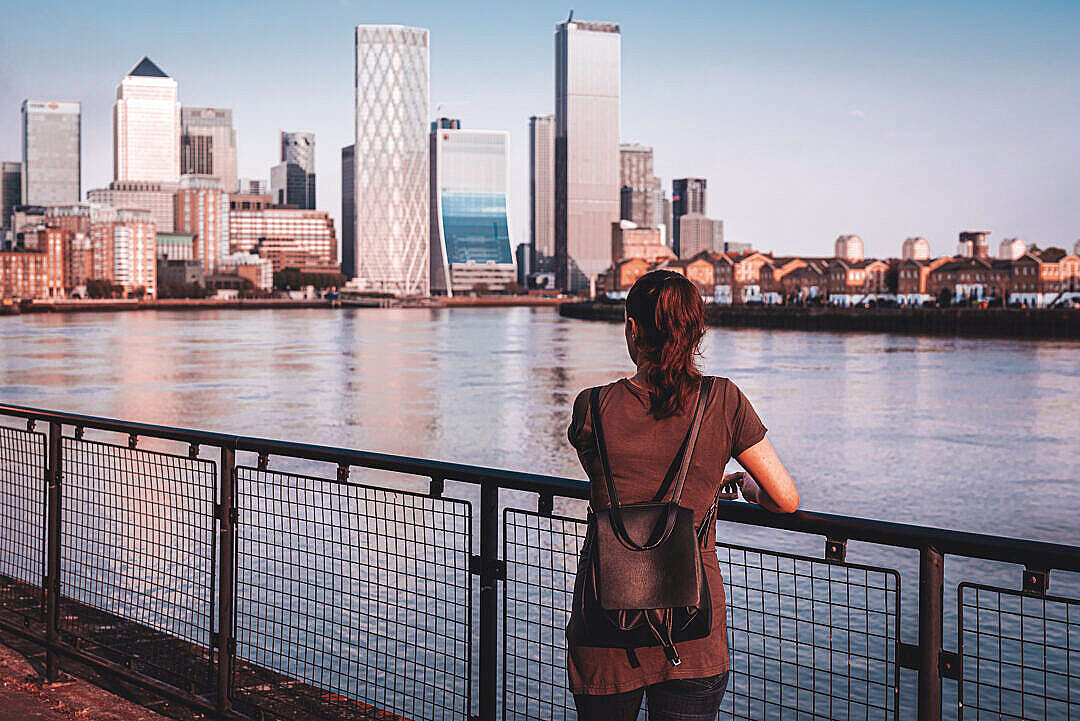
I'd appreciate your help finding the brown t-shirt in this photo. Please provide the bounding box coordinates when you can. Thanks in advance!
[565,376,768,695]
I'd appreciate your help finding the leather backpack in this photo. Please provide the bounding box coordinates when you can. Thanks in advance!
[567,376,722,666]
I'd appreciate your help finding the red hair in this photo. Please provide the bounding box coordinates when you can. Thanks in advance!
[625,270,705,419]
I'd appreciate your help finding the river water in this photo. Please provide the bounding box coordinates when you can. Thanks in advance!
[1,306,1078,719]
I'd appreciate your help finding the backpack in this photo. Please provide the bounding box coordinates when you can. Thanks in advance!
[567,376,721,666]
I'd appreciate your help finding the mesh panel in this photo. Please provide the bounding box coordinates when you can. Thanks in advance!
[959,583,1080,720]
[233,467,472,721]
[719,544,900,721]
[503,510,901,721]
[60,437,217,693]
[0,426,46,623]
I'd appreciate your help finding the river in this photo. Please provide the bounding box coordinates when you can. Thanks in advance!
[1,306,1077,719]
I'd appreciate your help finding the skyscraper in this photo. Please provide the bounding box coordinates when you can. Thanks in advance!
[353,25,430,296]
[619,143,653,227]
[672,178,706,257]
[555,17,621,292]
[21,100,81,205]
[1,162,20,231]
[271,131,315,209]
[529,115,555,265]
[430,126,516,296]
[114,57,180,183]
[180,107,238,193]
[341,144,355,278]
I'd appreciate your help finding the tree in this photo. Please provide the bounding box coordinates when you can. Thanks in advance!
[471,282,490,297]
[885,267,899,295]
[937,287,953,308]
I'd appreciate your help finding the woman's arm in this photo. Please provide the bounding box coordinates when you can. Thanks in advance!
[734,437,800,514]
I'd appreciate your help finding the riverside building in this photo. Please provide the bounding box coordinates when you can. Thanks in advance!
[174,176,228,274]
[21,100,81,206]
[180,107,238,193]
[228,207,337,272]
[555,17,621,292]
[113,57,180,184]
[352,25,430,296]
[429,125,516,295]
[87,181,176,233]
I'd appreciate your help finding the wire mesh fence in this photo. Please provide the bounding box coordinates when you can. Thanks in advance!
[0,425,46,625]
[958,583,1080,720]
[233,466,472,721]
[59,437,217,693]
[718,544,900,721]
[503,510,901,721]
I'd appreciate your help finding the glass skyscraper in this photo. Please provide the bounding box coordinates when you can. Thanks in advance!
[180,107,238,193]
[555,17,621,292]
[272,131,315,209]
[529,115,555,265]
[21,99,81,205]
[430,128,515,296]
[353,25,430,296]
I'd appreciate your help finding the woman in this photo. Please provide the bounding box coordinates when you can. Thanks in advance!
[566,270,800,721]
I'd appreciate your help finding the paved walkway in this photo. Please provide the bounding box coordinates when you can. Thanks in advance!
[0,644,167,721]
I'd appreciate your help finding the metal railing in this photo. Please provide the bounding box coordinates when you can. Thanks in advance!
[0,401,1077,721]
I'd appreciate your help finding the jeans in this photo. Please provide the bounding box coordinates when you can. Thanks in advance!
[573,672,729,721]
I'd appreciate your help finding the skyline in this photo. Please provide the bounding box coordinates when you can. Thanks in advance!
[2,1,1079,259]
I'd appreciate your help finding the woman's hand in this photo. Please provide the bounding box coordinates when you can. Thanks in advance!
[719,472,746,499]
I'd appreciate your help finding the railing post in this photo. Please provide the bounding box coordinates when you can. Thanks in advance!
[216,445,236,712]
[45,421,62,683]
[918,546,944,721]
[478,482,499,721]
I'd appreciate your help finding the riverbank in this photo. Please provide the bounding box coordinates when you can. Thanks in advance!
[559,301,1080,339]
[1,295,568,315]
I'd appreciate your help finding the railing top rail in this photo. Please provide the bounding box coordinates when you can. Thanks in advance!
[2,402,1078,572]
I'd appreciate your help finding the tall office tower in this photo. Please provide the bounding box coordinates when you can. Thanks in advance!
[180,107,238,193]
[647,176,668,245]
[353,25,430,296]
[114,57,180,183]
[21,100,81,205]
[87,181,176,232]
[341,145,355,278]
[529,114,555,266]
[671,178,706,257]
[555,17,621,292]
[618,143,653,227]
[1,162,21,230]
[271,131,315,209]
[174,176,228,274]
[678,214,724,258]
[430,127,516,296]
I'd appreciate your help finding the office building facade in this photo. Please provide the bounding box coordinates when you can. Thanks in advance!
[21,100,81,205]
[341,145,354,278]
[1,162,20,231]
[114,57,180,183]
[672,178,706,257]
[619,143,653,228]
[180,107,238,193]
[271,131,315,209]
[678,214,724,258]
[228,208,337,272]
[529,114,555,264]
[430,128,516,295]
[87,181,176,232]
[353,25,430,296]
[174,176,228,274]
[555,18,621,292]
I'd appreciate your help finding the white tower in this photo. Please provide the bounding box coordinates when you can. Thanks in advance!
[114,58,180,184]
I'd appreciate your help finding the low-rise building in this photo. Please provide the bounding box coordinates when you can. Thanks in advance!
[229,208,337,272]
[219,252,274,292]
[827,259,889,305]
[611,221,674,266]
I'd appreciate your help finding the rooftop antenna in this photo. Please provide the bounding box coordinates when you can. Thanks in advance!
[566,9,574,22]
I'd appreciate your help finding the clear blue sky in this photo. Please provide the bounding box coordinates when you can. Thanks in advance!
[2,0,1078,258]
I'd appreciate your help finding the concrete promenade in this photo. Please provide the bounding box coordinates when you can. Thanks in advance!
[0,642,167,721]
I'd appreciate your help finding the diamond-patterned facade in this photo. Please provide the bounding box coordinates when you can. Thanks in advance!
[353,26,430,296]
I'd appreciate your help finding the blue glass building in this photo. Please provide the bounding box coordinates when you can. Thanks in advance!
[430,127,516,295]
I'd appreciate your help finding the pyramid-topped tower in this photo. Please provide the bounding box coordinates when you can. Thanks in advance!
[113,57,180,183]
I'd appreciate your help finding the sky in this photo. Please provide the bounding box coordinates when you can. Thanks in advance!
[1,0,1078,259]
